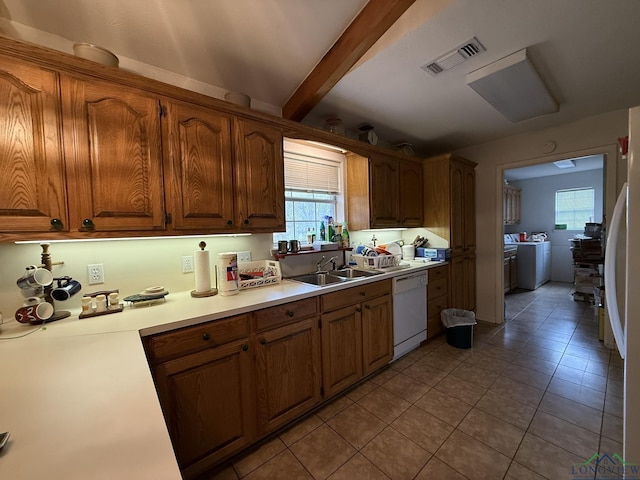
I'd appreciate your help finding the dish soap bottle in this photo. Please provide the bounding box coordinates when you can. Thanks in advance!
[319,221,325,242]
[342,222,350,248]
[307,227,313,244]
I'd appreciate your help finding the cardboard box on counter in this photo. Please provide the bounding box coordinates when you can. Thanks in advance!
[416,248,451,261]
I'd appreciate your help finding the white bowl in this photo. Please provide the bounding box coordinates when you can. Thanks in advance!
[73,43,119,67]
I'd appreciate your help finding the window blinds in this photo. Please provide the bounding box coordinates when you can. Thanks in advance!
[284,153,341,194]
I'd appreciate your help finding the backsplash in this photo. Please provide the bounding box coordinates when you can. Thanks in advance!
[0,227,446,318]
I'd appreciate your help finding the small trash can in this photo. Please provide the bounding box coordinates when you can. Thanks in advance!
[441,308,476,349]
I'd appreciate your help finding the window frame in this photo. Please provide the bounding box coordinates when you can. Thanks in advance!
[555,187,596,231]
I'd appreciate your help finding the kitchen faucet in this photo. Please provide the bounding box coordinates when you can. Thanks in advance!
[316,255,338,273]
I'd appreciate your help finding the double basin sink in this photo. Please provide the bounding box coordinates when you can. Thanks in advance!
[289,268,381,286]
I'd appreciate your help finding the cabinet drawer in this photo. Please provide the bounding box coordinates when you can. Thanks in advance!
[428,265,448,282]
[428,295,448,320]
[254,297,319,331]
[428,276,448,298]
[322,279,391,313]
[145,314,250,363]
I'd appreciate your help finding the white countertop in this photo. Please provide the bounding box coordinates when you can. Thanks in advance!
[0,261,444,479]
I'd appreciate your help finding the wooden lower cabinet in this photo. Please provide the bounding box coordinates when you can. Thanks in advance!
[152,337,255,479]
[146,282,393,478]
[254,318,321,435]
[361,295,393,376]
[321,280,393,398]
[450,254,476,312]
[427,265,449,339]
[320,305,363,398]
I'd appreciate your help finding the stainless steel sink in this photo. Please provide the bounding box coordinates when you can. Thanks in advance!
[329,268,381,279]
[289,272,348,286]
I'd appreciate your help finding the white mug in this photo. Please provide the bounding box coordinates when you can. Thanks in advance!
[17,265,53,290]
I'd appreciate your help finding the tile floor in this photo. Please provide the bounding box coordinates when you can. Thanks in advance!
[209,282,624,480]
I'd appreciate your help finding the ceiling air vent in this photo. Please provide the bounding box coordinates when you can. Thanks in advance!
[421,37,485,77]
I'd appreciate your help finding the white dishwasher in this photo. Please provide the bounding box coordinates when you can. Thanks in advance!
[392,270,428,361]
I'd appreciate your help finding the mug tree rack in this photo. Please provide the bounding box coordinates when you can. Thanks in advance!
[36,243,70,323]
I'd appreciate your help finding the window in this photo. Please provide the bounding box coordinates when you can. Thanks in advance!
[273,145,344,244]
[555,188,595,230]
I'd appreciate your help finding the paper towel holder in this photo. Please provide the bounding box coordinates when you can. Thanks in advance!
[191,241,218,298]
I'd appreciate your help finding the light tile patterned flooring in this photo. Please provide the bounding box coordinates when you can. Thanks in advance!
[210,282,624,480]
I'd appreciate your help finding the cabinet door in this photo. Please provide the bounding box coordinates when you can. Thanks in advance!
[164,100,234,231]
[62,76,165,232]
[0,57,68,233]
[450,254,476,311]
[369,155,399,227]
[321,305,363,398]
[399,160,423,227]
[233,118,284,231]
[450,162,465,254]
[153,338,255,476]
[254,318,321,435]
[510,255,518,290]
[361,295,393,375]
[504,256,511,293]
[463,164,476,251]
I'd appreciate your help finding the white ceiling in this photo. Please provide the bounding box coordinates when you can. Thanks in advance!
[3,0,640,156]
[504,154,603,182]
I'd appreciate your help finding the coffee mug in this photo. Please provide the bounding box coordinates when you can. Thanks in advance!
[288,240,301,253]
[17,265,53,290]
[277,240,288,254]
[51,276,82,301]
[15,301,54,324]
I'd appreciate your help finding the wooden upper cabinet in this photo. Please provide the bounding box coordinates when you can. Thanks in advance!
[424,153,476,256]
[233,118,284,231]
[346,153,422,230]
[0,56,68,234]
[503,185,521,225]
[163,100,234,230]
[399,160,424,227]
[369,154,399,227]
[62,75,166,232]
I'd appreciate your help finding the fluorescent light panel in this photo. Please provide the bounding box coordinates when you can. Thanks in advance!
[553,159,576,169]
[466,48,558,122]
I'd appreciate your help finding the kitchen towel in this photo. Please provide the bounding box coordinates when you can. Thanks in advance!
[194,249,212,293]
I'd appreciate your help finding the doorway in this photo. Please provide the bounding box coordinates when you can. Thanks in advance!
[500,152,608,322]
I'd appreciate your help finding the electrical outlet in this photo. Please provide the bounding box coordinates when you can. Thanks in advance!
[87,264,104,285]
[182,255,194,273]
[237,251,251,262]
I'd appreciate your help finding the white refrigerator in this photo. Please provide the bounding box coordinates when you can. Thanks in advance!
[605,105,640,466]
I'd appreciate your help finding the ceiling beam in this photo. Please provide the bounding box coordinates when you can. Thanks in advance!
[282,0,416,122]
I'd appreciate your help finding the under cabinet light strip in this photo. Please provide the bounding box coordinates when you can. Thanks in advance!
[15,233,252,244]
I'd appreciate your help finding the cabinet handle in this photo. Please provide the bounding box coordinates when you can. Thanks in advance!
[202,333,211,341]
[356,307,362,313]
[243,219,250,225]
[82,218,95,229]
[50,218,63,229]
[359,291,366,297]
[226,220,233,226]
[260,338,267,345]
[286,310,294,318]
[365,304,371,310]
[242,344,249,352]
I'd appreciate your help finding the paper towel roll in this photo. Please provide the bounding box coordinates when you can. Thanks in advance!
[194,249,211,293]
[217,252,238,296]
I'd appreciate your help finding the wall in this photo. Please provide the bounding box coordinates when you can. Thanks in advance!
[456,109,627,323]
[510,169,604,282]
[0,235,274,318]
